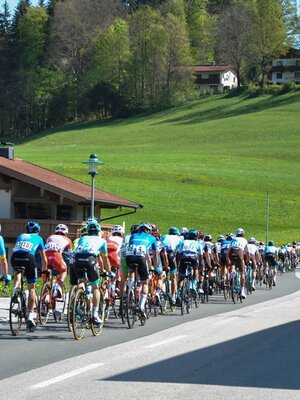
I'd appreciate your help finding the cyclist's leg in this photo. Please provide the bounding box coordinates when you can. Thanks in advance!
[137,257,149,314]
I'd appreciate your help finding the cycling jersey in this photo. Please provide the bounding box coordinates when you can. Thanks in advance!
[246,243,258,256]
[178,239,203,257]
[230,236,248,251]
[12,233,45,255]
[126,232,157,257]
[45,234,72,253]
[75,235,108,256]
[220,240,231,258]
[106,235,124,267]
[161,234,182,252]
[0,235,6,260]
[264,245,278,255]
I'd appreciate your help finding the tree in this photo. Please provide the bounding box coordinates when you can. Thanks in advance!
[184,0,216,63]
[250,0,287,90]
[217,0,253,86]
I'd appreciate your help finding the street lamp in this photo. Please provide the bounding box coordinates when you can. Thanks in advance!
[83,153,104,219]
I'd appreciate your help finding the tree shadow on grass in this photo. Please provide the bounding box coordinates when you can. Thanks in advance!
[152,90,300,126]
[102,320,300,389]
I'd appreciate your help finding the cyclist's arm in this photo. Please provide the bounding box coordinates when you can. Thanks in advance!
[40,250,48,272]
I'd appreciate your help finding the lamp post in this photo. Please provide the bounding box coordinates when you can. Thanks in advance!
[83,154,103,219]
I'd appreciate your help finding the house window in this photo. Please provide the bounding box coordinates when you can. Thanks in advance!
[14,201,52,219]
[295,72,300,78]
[276,73,282,79]
[57,204,73,220]
[296,60,300,66]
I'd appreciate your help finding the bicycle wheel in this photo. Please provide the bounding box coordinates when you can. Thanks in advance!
[126,287,136,329]
[9,289,24,336]
[180,281,188,315]
[119,282,127,324]
[67,286,76,332]
[38,283,51,325]
[72,288,87,340]
[53,282,67,322]
[91,289,105,336]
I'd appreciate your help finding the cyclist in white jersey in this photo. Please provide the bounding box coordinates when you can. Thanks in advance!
[227,228,249,299]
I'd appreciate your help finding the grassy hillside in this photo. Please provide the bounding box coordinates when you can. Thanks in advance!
[16,90,300,244]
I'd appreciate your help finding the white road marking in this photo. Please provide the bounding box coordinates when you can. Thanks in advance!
[31,363,103,389]
[146,334,187,348]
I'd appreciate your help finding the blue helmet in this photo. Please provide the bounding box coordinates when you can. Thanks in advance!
[26,221,40,234]
[87,222,101,235]
[169,226,180,235]
[187,229,198,240]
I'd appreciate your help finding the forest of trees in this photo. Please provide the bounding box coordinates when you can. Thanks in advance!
[0,0,299,138]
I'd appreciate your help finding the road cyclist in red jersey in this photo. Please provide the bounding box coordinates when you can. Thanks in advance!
[44,224,73,296]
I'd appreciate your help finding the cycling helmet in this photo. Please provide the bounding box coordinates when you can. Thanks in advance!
[248,237,256,244]
[150,223,160,237]
[25,221,40,234]
[204,234,212,242]
[130,224,139,234]
[180,227,188,235]
[217,235,225,243]
[198,231,204,239]
[258,241,264,246]
[187,229,198,240]
[87,222,101,235]
[138,222,152,233]
[111,225,124,235]
[235,228,245,236]
[55,223,68,235]
[80,226,88,236]
[268,240,275,246]
[169,227,180,235]
[86,218,98,225]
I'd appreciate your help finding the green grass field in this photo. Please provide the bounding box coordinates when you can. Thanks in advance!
[16,89,300,244]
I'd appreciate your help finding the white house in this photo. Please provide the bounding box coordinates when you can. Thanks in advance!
[271,48,300,84]
[191,64,238,94]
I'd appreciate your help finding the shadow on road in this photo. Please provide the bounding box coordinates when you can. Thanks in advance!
[103,319,300,390]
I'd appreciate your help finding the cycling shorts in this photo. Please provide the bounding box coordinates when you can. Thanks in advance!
[265,254,277,268]
[126,255,149,282]
[74,253,100,285]
[45,250,67,273]
[11,252,37,284]
[166,251,177,274]
[178,255,198,276]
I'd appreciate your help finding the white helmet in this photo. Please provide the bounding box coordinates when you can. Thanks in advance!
[86,218,97,225]
[55,224,68,235]
[235,228,245,236]
[180,227,188,234]
[111,225,124,235]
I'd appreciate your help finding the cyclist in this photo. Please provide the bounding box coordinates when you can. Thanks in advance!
[44,224,73,292]
[177,229,205,300]
[245,237,259,291]
[218,234,232,287]
[0,224,11,285]
[125,222,158,318]
[203,234,219,294]
[264,240,278,286]
[106,224,125,296]
[227,228,249,299]
[11,221,47,330]
[74,221,111,324]
[149,224,168,305]
[161,226,183,305]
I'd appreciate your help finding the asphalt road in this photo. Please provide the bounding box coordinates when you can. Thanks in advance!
[1,271,300,400]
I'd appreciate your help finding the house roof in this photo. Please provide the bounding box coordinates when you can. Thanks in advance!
[0,156,142,210]
[191,64,235,73]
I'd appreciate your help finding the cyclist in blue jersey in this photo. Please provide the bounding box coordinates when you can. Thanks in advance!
[125,222,158,318]
[74,221,111,324]
[0,224,11,285]
[11,221,48,330]
[161,226,183,305]
[177,229,205,300]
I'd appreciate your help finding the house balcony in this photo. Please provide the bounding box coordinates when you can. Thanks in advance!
[272,65,300,72]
